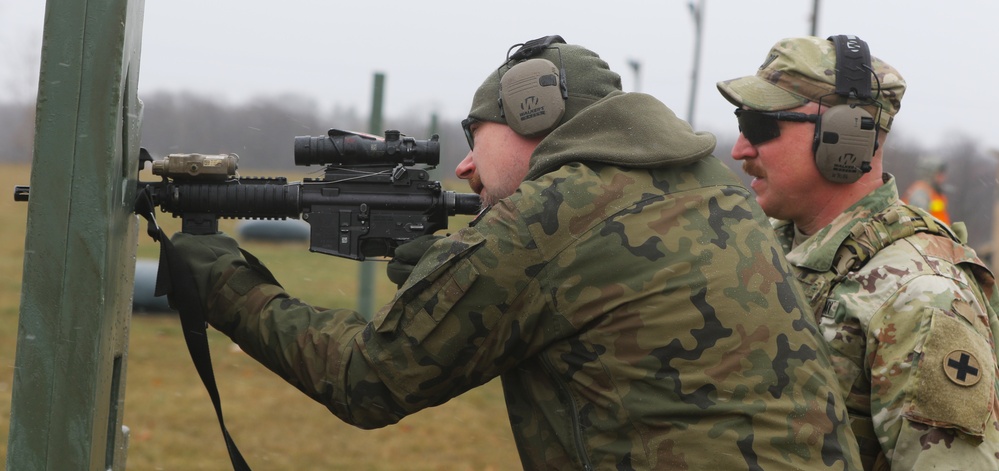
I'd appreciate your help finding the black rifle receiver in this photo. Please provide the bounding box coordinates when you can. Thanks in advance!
[138,129,482,260]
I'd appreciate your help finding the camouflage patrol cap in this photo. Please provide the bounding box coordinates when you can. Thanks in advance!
[467,38,622,132]
[717,36,906,132]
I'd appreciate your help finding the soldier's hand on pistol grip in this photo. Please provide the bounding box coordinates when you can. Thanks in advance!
[385,234,444,288]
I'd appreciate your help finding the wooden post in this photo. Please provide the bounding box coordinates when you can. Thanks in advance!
[6,0,145,469]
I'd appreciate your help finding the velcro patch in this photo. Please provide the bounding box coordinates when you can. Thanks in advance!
[904,312,995,436]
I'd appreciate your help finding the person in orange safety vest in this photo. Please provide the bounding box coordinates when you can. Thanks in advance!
[902,159,950,225]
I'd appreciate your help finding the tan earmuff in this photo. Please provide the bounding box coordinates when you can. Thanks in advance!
[499,58,566,137]
[813,105,878,183]
[812,35,881,184]
[496,35,568,137]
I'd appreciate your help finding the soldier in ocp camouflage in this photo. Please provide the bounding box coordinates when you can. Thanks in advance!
[718,35,999,470]
[171,36,862,470]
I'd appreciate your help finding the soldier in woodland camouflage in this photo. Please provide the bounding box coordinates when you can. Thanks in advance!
[718,35,999,470]
[171,36,862,469]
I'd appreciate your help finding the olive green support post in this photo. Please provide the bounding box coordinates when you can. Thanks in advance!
[357,72,386,319]
[6,0,145,469]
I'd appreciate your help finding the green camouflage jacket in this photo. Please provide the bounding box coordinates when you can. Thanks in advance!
[774,175,999,470]
[189,92,861,470]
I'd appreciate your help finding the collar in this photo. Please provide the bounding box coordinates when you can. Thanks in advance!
[778,173,899,272]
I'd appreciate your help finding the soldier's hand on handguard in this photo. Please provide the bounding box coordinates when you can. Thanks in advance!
[169,232,247,309]
[167,232,283,333]
[385,234,444,288]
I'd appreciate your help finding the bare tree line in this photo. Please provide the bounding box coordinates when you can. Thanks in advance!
[0,102,34,163]
[1,91,996,250]
[0,91,469,176]
[136,91,469,179]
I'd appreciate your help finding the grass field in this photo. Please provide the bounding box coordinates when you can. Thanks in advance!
[0,164,520,470]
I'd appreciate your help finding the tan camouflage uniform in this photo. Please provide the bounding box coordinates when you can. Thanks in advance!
[773,175,999,470]
[718,35,999,469]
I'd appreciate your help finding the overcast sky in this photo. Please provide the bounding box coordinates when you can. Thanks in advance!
[2,0,997,154]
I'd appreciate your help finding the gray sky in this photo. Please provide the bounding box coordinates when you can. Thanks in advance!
[2,0,997,153]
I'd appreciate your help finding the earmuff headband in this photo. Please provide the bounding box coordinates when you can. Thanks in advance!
[828,35,873,100]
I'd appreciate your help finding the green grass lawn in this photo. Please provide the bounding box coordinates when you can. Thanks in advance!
[0,164,519,470]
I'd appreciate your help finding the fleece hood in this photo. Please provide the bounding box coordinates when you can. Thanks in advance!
[525,91,717,181]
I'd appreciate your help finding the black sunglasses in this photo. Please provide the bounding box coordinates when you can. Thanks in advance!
[461,117,478,150]
[734,108,820,146]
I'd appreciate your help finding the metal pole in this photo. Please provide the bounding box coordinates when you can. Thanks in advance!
[427,112,439,137]
[357,72,385,319]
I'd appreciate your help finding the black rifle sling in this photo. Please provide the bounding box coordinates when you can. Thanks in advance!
[135,189,252,471]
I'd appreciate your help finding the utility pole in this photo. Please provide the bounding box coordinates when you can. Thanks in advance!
[811,0,821,36]
[687,0,705,127]
[628,59,642,93]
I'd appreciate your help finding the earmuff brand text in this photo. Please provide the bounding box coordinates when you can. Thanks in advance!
[519,96,547,121]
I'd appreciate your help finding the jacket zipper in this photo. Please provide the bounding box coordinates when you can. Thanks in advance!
[541,352,594,470]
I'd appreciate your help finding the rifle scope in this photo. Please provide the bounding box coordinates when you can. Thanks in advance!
[294,129,440,167]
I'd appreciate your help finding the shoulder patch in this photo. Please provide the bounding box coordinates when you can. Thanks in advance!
[904,312,995,436]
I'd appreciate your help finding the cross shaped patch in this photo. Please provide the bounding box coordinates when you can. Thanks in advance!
[943,350,982,386]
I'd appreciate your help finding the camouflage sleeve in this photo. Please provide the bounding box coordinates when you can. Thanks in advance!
[199,198,566,428]
[200,254,381,422]
[866,275,999,469]
[345,199,570,424]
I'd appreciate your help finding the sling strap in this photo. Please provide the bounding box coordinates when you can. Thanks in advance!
[135,188,252,471]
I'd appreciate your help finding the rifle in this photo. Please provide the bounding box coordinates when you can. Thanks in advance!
[133,129,478,468]
[134,128,481,260]
[14,130,481,259]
